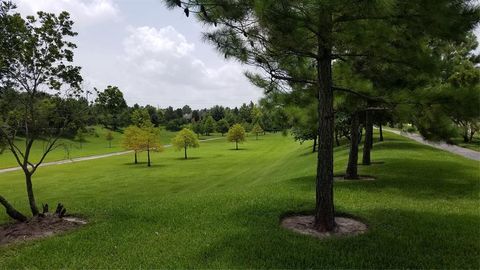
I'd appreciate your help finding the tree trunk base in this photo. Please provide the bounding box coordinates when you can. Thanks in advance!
[282,215,367,238]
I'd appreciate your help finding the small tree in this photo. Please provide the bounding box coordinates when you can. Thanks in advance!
[106,131,114,148]
[227,124,246,150]
[216,119,230,136]
[122,125,143,164]
[192,121,204,138]
[172,128,199,159]
[203,116,216,136]
[251,123,264,140]
[0,4,83,220]
[140,127,163,167]
[75,129,88,149]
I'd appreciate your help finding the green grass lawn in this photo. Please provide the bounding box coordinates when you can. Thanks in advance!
[0,126,215,169]
[0,132,478,268]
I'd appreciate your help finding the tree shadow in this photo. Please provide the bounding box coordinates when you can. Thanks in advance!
[174,157,202,161]
[189,202,479,268]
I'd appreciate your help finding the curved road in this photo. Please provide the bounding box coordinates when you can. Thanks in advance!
[0,137,223,174]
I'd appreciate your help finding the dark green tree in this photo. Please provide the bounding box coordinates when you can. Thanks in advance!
[216,118,230,136]
[0,3,83,220]
[165,0,479,232]
[95,86,128,131]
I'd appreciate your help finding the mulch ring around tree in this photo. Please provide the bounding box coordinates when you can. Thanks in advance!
[334,174,376,181]
[281,215,368,239]
[0,215,87,246]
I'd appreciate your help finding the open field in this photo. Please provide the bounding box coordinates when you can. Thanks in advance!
[0,132,479,268]
[0,127,222,170]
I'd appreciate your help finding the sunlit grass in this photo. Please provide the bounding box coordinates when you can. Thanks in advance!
[0,131,478,268]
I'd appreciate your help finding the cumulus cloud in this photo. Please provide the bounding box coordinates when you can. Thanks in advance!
[13,0,119,26]
[118,25,262,108]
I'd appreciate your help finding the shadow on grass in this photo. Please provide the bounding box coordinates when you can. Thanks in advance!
[190,198,479,269]
[174,157,202,161]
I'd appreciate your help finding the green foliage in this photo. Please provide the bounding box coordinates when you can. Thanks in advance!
[227,123,246,149]
[166,118,187,131]
[171,128,199,159]
[216,119,230,136]
[251,123,264,140]
[131,109,152,128]
[203,116,216,135]
[95,86,128,130]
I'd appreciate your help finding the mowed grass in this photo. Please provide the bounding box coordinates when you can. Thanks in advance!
[0,126,194,169]
[0,132,478,268]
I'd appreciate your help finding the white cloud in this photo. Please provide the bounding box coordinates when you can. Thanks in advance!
[13,0,120,26]
[117,25,262,108]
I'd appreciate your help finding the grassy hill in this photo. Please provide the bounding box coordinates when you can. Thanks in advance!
[0,132,478,268]
[0,126,205,169]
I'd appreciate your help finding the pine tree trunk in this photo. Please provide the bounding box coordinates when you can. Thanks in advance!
[314,38,335,232]
[379,123,384,142]
[25,172,39,216]
[313,136,317,153]
[362,110,373,165]
[134,151,138,164]
[147,148,151,167]
[345,113,360,179]
[0,195,27,222]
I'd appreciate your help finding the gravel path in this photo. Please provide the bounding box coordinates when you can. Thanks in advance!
[384,128,480,161]
[0,137,223,174]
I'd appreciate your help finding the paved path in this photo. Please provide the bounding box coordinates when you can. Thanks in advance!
[384,128,480,161]
[0,137,223,174]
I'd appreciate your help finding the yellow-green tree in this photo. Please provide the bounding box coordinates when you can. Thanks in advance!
[251,123,264,140]
[227,124,246,150]
[140,127,163,167]
[105,131,114,148]
[171,128,199,159]
[122,125,143,164]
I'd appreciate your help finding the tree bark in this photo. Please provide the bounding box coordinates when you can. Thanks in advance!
[379,123,384,142]
[25,172,39,216]
[362,110,373,165]
[0,195,27,222]
[147,148,151,167]
[314,36,335,232]
[134,151,138,164]
[235,141,238,150]
[345,113,360,179]
[313,136,317,153]
[184,146,187,159]
[469,129,475,142]
[334,130,340,146]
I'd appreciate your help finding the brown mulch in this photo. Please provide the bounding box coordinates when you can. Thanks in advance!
[0,215,87,246]
[281,215,367,239]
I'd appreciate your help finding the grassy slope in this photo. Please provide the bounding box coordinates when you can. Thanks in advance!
[0,132,478,268]
[0,127,199,169]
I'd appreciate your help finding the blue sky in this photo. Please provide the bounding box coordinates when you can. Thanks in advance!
[12,0,480,109]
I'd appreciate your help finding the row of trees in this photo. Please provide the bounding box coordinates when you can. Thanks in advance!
[164,0,479,232]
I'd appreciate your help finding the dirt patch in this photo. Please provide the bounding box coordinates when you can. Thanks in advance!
[334,175,376,181]
[281,215,367,239]
[0,215,87,246]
